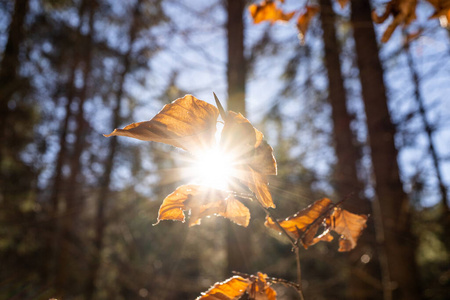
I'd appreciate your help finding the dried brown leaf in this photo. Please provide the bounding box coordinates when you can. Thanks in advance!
[265,198,368,251]
[372,0,417,42]
[249,0,295,24]
[156,185,250,227]
[197,276,250,300]
[249,140,277,176]
[238,166,275,209]
[104,95,219,153]
[328,207,368,251]
[197,273,276,300]
[265,198,332,245]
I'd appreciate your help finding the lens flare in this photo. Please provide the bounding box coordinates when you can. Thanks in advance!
[192,147,234,190]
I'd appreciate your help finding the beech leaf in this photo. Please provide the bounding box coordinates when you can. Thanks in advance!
[197,276,249,300]
[249,140,277,176]
[104,95,219,153]
[265,198,332,245]
[265,198,368,251]
[221,111,264,156]
[197,273,276,300]
[240,166,275,209]
[155,185,250,227]
[328,207,368,252]
[249,0,295,24]
[372,0,417,42]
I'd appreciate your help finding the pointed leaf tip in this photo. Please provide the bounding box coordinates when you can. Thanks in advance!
[213,92,227,121]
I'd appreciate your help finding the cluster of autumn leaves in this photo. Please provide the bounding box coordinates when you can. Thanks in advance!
[249,0,450,43]
[105,95,367,299]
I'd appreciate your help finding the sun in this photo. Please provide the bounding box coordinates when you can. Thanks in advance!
[191,147,235,190]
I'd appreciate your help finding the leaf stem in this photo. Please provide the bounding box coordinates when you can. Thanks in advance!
[295,247,305,300]
[237,190,305,300]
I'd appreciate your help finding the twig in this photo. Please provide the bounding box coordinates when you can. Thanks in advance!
[236,190,305,300]
[232,271,302,292]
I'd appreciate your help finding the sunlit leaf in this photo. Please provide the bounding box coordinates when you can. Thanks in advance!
[296,6,319,44]
[249,0,295,24]
[104,95,219,153]
[372,0,417,42]
[156,185,250,227]
[248,272,277,300]
[197,272,276,300]
[221,111,263,155]
[265,198,332,245]
[197,276,250,300]
[327,207,368,252]
[249,140,277,176]
[239,166,275,209]
[265,198,368,251]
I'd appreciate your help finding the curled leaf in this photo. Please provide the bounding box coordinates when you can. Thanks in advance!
[249,140,277,176]
[249,0,295,24]
[221,111,263,156]
[372,0,417,42]
[156,185,250,227]
[197,276,250,300]
[265,198,368,251]
[104,95,219,153]
[239,166,275,209]
[328,207,368,252]
[265,198,332,245]
[197,272,276,300]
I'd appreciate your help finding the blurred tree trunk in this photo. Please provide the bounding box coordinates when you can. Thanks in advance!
[84,2,142,299]
[56,0,95,296]
[404,38,450,262]
[225,0,251,274]
[0,0,29,166]
[48,1,88,287]
[350,1,421,299]
[318,0,381,298]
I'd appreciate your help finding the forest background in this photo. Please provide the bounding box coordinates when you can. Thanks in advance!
[0,0,449,299]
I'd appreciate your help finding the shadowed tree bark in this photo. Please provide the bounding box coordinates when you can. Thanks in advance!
[84,2,142,299]
[318,0,381,298]
[55,0,95,296]
[0,0,30,167]
[350,1,422,299]
[225,0,251,275]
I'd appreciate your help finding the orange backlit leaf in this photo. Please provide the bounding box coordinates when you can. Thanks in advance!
[197,272,276,300]
[372,0,417,42]
[249,140,277,176]
[221,111,263,154]
[104,95,219,153]
[265,198,368,251]
[156,185,250,227]
[248,272,277,300]
[249,0,295,24]
[239,166,275,209]
[328,207,368,252]
[197,276,250,300]
[265,198,332,245]
[296,6,320,43]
